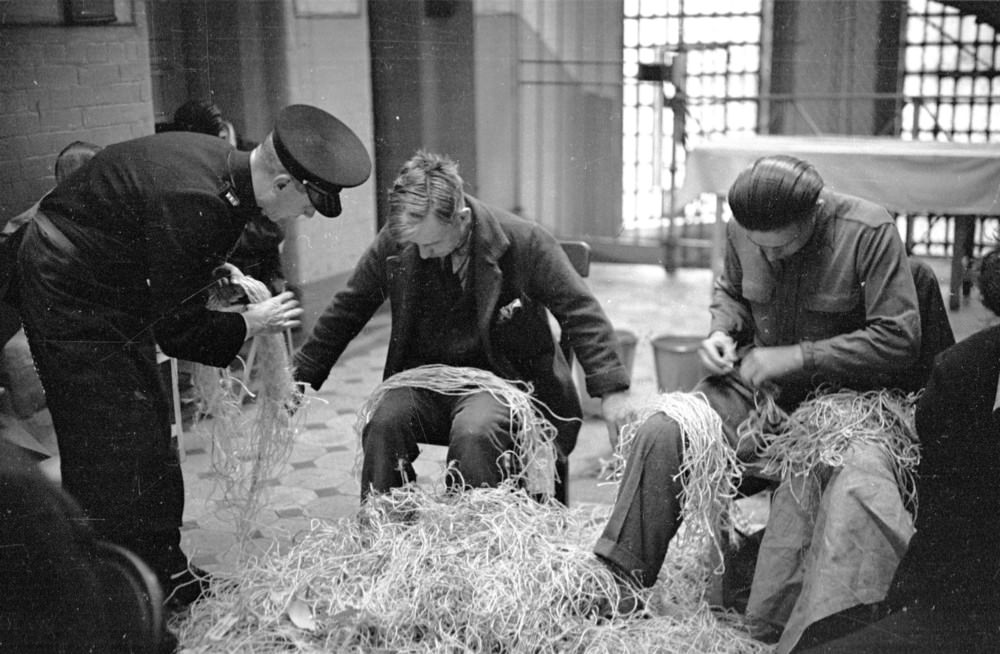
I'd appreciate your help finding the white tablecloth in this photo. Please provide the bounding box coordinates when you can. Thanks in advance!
[679,136,1000,216]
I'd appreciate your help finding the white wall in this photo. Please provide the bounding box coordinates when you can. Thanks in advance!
[278,0,378,288]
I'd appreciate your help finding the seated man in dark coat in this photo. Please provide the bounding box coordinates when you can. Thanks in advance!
[293,150,632,503]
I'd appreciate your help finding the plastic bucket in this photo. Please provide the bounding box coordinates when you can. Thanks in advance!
[651,334,705,393]
[576,329,637,417]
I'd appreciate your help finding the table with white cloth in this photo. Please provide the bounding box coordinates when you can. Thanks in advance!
[678,135,1000,309]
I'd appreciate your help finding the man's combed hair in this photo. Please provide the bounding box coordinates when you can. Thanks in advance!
[387,150,464,241]
[727,154,824,231]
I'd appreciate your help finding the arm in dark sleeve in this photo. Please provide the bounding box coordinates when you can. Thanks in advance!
[709,222,754,343]
[800,222,921,382]
[292,235,389,390]
[525,227,629,397]
[147,191,248,367]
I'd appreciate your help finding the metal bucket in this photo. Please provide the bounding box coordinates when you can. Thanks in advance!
[575,329,637,417]
[651,334,705,393]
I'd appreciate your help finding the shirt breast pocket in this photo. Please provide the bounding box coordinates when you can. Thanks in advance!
[802,290,862,340]
[742,280,777,340]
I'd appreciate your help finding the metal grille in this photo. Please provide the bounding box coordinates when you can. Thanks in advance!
[902,0,1000,144]
[901,0,1000,263]
[622,0,763,232]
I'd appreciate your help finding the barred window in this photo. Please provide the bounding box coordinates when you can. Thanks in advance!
[902,0,1000,143]
[622,0,762,230]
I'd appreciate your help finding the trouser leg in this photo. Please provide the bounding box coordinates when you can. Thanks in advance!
[18,227,188,589]
[446,391,514,490]
[594,375,756,587]
[360,387,448,499]
[754,442,915,654]
[594,413,684,586]
[24,329,186,580]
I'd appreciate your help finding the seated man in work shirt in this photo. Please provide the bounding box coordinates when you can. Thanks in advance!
[593,155,925,652]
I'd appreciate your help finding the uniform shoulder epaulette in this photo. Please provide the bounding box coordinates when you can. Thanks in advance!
[218,181,240,207]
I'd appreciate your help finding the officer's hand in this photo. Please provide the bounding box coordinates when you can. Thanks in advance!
[237,275,271,304]
[242,291,302,338]
[698,331,738,375]
[738,345,804,388]
[600,390,635,450]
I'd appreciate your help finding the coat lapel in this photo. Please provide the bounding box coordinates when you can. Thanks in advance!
[385,246,421,375]
[469,196,510,354]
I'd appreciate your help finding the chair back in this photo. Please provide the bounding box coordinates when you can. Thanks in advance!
[93,541,167,654]
[909,259,956,389]
[560,240,591,278]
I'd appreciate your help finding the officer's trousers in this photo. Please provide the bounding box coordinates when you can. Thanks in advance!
[17,219,188,586]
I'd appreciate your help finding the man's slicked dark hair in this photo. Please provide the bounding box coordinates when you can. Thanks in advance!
[727,154,824,231]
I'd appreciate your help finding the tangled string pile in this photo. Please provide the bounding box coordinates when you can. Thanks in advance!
[739,387,921,511]
[175,484,769,653]
[606,392,743,573]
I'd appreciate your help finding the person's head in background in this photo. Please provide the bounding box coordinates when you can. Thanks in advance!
[219,119,238,148]
[977,247,1000,317]
[54,141,102,184]
[172,99,228,141]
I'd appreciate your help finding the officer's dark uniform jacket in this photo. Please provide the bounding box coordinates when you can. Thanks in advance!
[32,132,258,365]
[15,132,261,581]
[293,195,630,456]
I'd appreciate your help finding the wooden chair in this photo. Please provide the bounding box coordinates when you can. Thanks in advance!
[553,240,592,504]
[156,347,186,461]
[92,540,168,653]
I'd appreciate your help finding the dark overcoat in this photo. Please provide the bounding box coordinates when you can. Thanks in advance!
[294,195,630,454]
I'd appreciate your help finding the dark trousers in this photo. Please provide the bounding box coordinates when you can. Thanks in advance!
[594,375,758,586]
[17,223,188,584]
[360,387,515,499]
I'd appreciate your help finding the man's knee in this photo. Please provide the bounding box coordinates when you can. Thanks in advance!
[633,413,684,462]
[363,395,421,461]
[366,387,420,438]
[450,403,511,449]
[449,422,510,456]
[365,404,404,436]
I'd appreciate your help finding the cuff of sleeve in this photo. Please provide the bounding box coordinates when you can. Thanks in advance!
[800,341,816,372]
[291,354,324,391]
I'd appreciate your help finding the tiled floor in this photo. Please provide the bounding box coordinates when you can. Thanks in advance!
[176,262,720,572]
[175,257,997,574]
[7,258,995,576]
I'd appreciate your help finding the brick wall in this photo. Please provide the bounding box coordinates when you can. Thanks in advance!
[0,1,154,218]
